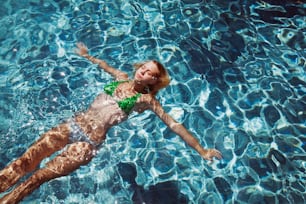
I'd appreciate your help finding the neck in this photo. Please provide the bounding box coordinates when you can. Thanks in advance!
[132,80,148,93]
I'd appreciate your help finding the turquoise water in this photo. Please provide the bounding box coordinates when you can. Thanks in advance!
[0,0,305,203]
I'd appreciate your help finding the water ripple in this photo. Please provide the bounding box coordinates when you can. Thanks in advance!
[0,0,305,203]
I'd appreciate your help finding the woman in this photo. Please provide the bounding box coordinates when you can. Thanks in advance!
[0,43,222,203]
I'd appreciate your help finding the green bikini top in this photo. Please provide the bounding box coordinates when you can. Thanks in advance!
[104,81,141,114]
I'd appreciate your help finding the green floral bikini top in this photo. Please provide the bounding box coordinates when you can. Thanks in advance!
[104,81,141,114]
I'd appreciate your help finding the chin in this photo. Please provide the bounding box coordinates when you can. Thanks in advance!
[135,79,142,84]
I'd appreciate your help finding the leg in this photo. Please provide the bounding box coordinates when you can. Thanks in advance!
[0,142,95,204]
[0,123,70,193]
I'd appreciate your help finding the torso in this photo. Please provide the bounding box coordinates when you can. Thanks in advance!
[74,81,151,144]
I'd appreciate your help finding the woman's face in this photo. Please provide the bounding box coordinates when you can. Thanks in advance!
[134,61,160,85]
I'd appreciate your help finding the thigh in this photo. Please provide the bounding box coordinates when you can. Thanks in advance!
[0,123,71,193]
[45,142,95,176]
[35,122,70,151]
[21,123,71,170]
[0,142,95,204]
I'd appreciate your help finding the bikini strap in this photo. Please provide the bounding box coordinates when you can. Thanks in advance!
[104,80,127,96]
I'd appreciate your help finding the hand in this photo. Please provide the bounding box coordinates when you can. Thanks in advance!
[201,148,222,161]
[76,42,89,57]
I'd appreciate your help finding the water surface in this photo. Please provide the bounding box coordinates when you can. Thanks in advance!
[0,0,305,203]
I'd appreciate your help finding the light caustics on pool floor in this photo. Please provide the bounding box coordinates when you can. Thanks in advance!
[0,0,305,203]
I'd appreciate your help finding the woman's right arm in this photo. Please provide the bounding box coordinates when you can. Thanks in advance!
[76,42,128,80]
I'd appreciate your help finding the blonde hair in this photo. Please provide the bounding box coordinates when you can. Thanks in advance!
[133,60,170,95]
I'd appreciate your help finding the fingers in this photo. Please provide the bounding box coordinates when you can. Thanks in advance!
[213,149,222,160]
[203,149,222,161]
[75,42,88,56]
[76,42,86,49]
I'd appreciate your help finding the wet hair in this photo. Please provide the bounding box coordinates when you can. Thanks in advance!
[133,60,170,95]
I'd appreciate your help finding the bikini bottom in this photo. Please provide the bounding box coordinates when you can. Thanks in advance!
[68,119,101,149]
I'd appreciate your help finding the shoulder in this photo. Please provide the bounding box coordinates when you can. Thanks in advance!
[115,72,129,81]
[140,93,155,103]
[138,94,162,110]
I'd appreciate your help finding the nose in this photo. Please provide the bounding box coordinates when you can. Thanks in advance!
[140,70,146,75]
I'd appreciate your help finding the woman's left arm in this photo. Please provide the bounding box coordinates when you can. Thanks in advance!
[147,96,222,161]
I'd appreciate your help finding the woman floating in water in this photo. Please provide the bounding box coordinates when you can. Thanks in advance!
[0,43,222,203]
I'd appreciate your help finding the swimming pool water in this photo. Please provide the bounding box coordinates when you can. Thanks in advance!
[0,0,305,203]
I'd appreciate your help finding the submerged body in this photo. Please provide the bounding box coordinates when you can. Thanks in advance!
[0,43,221,203]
